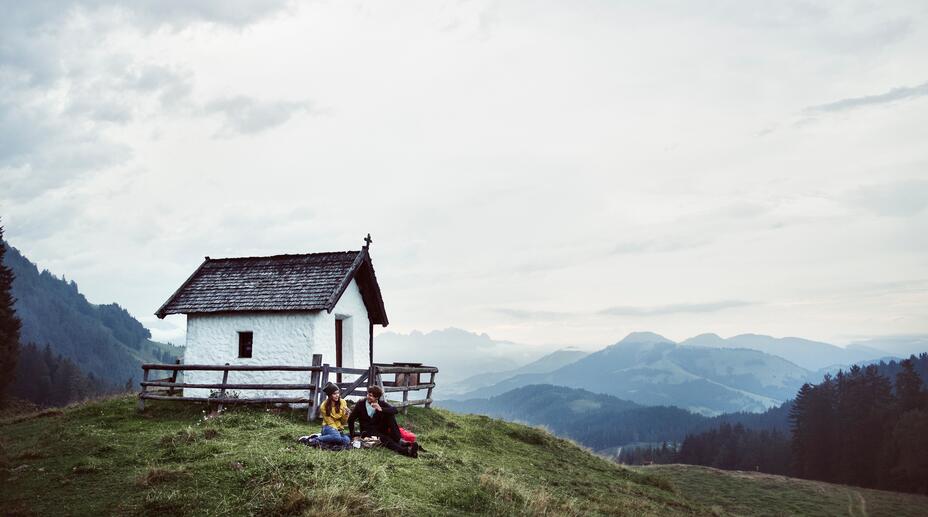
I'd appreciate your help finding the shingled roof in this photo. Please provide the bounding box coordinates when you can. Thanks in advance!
[155,248,388,325]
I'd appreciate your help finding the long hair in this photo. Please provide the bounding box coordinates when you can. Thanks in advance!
[324,393,339,417]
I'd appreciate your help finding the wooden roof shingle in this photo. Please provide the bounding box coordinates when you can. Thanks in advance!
[155,249,388,325]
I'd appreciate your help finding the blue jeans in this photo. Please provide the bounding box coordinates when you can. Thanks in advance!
[318,425,350,446]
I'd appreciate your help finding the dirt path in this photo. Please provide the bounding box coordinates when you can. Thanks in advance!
[846,489,868,517]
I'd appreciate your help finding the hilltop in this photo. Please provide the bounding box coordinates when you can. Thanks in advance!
[1,395,705,516]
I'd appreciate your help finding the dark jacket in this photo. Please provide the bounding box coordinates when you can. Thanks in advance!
[348,398,400,440]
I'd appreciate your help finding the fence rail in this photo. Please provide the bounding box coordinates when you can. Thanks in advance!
[138,355,438,420]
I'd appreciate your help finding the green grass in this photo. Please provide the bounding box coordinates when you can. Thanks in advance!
[1,395,705,516]
[639,464,928,517]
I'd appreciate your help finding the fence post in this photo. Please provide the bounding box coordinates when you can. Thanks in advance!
[425,371,436,409]
[312,362,330,420]
[217,363,230,413]
[375,367,385,392]
[307,354,322,421]
[168,359,180,397]
[402,371,410,414]
[137,366,150,412]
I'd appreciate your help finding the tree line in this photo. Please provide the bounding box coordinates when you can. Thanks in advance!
[10,342,123,407]
[620,354,928,495]
[3,240,180,387]
[0,221,179,408]
[790,357,928,494]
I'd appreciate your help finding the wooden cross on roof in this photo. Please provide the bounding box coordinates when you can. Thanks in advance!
[363,233,372,249]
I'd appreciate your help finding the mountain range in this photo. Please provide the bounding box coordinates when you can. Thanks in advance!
[449,332,813,414]
[441,348,588,397]
[374,327,562,385]
[680,332,889,370]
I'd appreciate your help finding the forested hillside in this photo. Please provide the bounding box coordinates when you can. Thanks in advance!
[790,356,928,494]
[622,354,928,495]
[2,243,181,405]
[440,384,791,451]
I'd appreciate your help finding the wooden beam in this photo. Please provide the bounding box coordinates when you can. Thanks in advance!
[140,394,314,404]
[142,382,317,390]
[339,370,369,399]
[327,367,370,375]
[142,364,323,372]
[382,383,436,392]
[312,362,330,420]
[425,371,436,409]
[308,354,323,421]
[168,359,180,396]
[217,363,230,413]
[137,366,150,412]
[373,366,438,374]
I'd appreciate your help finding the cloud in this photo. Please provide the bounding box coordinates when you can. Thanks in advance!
[493,300,756,320]
[849,179,928,217]
[611,236,712,255]
[598,300,756,316]
[804,81,928,113]
[203,96,316,136]
[0,1,291,204]
[491,308,575,320]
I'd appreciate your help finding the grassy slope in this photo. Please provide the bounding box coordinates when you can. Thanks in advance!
[639,464,928,517]
[1,396,704,516]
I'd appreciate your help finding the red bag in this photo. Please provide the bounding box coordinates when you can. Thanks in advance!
[399,426,416,443]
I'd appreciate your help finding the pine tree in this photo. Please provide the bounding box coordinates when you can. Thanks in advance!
[0,221,23,406]
[896,357,924,413]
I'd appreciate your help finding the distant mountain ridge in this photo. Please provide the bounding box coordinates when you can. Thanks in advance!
[452,332,813,414]
[442,348,588,397]
[4,243,180,389]
[374,327,561,385]
[680,332,889,370]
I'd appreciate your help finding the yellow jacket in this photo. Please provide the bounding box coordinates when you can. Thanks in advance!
[320,399,349,430]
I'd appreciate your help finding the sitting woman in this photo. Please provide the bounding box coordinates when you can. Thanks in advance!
[316,382,351,447]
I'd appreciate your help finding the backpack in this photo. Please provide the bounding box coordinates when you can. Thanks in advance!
[398,426,416,443]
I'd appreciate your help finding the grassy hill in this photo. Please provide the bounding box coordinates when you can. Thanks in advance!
[1,395,706,516]
[638,464,928,517]
[4,397,927,516]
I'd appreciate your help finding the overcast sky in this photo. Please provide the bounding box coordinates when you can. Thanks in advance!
[2,0,926,349]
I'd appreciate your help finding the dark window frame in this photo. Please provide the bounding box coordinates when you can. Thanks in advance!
[238,331,253,358]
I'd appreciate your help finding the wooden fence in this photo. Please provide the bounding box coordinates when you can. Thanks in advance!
[138,355,438,420]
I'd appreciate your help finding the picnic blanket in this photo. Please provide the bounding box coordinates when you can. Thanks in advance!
[296,435,381,451]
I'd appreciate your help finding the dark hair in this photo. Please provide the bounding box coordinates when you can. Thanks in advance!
[367,385,383,398]
[324,392,339,417]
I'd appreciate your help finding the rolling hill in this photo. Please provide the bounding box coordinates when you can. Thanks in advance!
[639,464,928,517]
[1,395,706,516]
[4,396,925,516]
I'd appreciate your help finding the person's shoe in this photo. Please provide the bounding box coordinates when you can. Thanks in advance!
[408,442,419,458]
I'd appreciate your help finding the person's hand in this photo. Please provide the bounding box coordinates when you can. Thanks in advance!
[371,402,382,412]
